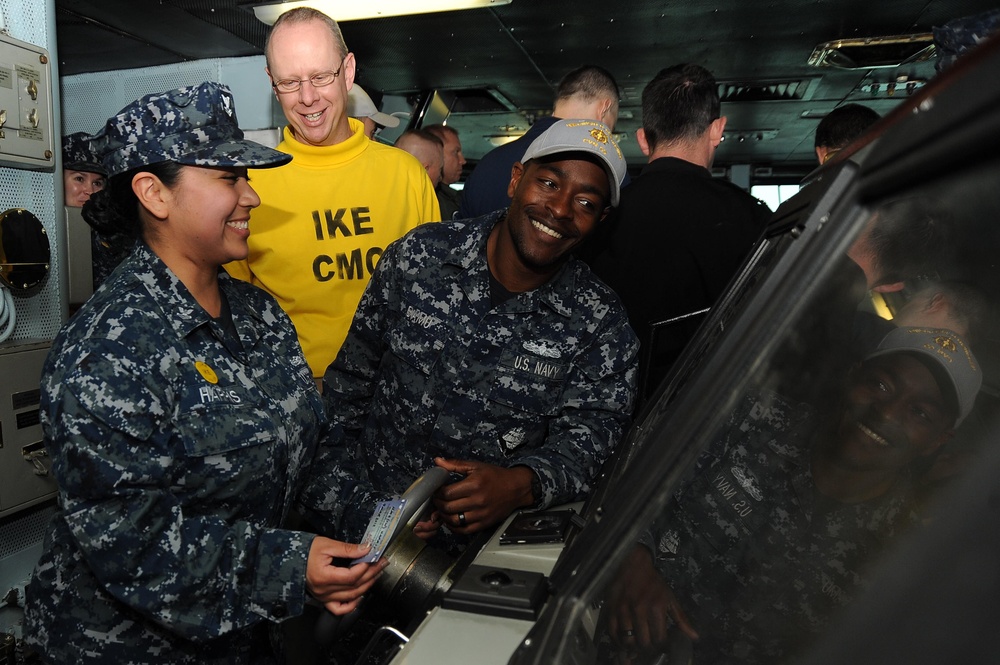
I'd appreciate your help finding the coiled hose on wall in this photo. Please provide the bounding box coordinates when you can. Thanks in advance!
[0,285,16,343]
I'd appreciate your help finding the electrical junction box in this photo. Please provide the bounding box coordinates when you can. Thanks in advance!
[0,340,56,519]
[0,32,54,171]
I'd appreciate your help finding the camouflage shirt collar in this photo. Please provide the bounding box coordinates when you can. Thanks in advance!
[446,211,576,318]
[127,243,266,339]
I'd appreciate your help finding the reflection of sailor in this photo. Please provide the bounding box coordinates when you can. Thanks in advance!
[607,327,981,664]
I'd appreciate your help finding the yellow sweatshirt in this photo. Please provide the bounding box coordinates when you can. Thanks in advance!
[227,118,440,377]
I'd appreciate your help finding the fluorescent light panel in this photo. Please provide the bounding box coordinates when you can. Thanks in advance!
[250,0,512,24]
[486,135,521,146]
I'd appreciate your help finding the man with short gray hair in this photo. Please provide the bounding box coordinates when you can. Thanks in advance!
[225,7,440,383]
[424,124,466,220]
[395,128,444,188]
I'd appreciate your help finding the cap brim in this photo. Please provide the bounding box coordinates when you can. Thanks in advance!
[866,346,967,425]
[176,139,291,169]
[64,161,107,176]
[370,112,401,128]
[525,146,621,207]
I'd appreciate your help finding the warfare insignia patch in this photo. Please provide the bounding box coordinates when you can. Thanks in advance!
[730,465,763,501]
[522,339,561,359]
[195,360,219,384]
[502,427,527,451]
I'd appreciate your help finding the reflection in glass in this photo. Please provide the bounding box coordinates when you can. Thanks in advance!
[604,329,975,663]
[588,162,1000,664]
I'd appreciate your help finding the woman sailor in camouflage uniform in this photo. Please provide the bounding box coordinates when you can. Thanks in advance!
[24,81,385,664]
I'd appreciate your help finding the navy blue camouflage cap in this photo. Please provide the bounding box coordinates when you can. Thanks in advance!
[62,131,106,175]
[100,81,291,177]
[521,118,627,206]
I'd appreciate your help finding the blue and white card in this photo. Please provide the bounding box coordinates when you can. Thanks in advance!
[351,498,407,564]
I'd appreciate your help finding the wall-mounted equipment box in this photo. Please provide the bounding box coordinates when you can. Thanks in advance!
[0,33,54,171]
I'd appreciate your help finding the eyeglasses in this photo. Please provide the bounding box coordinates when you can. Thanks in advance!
[271,64,343,94]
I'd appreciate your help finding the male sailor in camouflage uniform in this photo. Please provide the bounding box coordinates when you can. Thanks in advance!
[301,119,638,545]
[606,327,981,664]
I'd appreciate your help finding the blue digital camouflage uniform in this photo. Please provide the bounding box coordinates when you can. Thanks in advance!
[303,211,638,542]
[933,8,1000,72]
[24,242,324,664]
[641,388,918,663]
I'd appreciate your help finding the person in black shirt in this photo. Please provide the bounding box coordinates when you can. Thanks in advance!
[581,63,771,405]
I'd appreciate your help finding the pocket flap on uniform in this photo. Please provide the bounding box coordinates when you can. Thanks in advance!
[175,380,274,456]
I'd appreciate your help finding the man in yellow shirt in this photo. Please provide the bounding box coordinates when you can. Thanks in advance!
[226,7,439,381]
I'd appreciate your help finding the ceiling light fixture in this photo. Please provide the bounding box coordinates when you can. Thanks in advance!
[722,129,779,143]
[486,135,521,147]
[807,33,936,69]
[244,0,512,25]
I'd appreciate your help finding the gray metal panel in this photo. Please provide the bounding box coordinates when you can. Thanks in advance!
[0,341,57,519]
[63,206,92,306]
[0,500,55,639]
[0,0,62,342]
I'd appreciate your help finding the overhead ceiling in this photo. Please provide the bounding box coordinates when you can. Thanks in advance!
[53,0,999,177]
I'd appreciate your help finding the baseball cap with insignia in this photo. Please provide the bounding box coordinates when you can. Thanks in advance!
[867,326,982,425]
[520,118,627,206]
